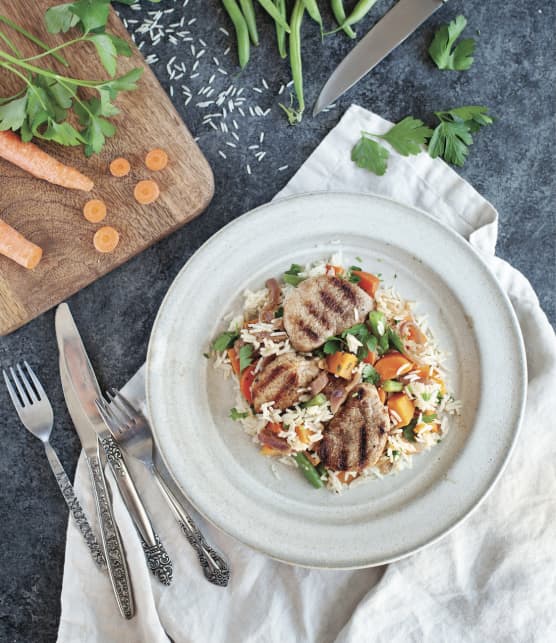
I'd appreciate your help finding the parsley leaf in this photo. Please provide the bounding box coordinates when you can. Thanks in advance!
[428,15,476,71]
[212,331,239,352]
[70,0,111,34]
[402,418,418,442]
[45,4,80,33]
[378,117,433,156]
[90,33,118,77]
[229,407,249,421]
[323,337,344,355]
[0,95,28,131]
[283,263,305,286]
[362,364,380,385]
[351,136,389,176]
[239,344,254,372]
[436,105,493,132]
[428,120,473,167]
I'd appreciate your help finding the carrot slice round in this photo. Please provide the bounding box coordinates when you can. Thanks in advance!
[93,226,120,253]
[83,199,107,223]
[134,179,160,204]
[145,148,168,171]
[109,157,131,177]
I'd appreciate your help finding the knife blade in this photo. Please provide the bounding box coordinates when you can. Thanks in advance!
[313,0,446,115]
[56,304,173,587]
[56,303,135,619]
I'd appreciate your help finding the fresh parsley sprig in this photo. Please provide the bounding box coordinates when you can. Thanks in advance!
[352,116,433,176]
[352,107,493,175]
[0,0,148,155]
[428,15,476,71]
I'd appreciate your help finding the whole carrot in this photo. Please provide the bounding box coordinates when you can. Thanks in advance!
[0,218,42,269]
[0,131,93,191]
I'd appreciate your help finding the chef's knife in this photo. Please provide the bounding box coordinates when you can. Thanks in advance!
[313,0,447,115]
[55,304,134,619]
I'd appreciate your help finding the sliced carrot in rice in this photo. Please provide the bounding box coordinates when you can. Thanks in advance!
[134,179,160,204]
[109,157,131,177]
[93,226,119,253]
[83,199,107,223]
[0,218,42,269]
[145,148,168,171]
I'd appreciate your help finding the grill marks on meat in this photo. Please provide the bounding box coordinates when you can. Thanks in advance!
[319,384,389,472]
[252,353,320,412]
[284,275,374,351]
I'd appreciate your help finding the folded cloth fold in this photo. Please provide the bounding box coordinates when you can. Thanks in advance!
[58,105,556,643]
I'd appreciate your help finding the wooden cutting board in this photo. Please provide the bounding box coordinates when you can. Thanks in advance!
[0,1,213,335]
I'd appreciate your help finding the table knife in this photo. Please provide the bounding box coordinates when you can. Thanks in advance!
[313,0,447,115]
[55,304,173,588]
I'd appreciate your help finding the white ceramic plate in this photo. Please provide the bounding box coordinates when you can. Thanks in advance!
[147,193,526,569]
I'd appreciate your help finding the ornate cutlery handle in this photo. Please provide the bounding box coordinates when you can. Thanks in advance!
[88,455,135,619]
[44,442,106,569]
[100,436,173,586]
[153,470,230,587]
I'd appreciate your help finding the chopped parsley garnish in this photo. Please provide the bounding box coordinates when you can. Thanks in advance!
[239,344,254,372]
[274,306,284,318]
[212,331,239,352]
[203,352,210,359]
[428,15,476,71]
[349,265,362,272]
[283,263,305,286]
[402,418,418,442]
[355,256,363,262]
[323,337,344,355]
[229,407,249,421]
[362,364,380,385]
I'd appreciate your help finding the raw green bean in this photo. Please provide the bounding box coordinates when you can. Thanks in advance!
[294,452,324,489]
[381,380,404,392]
[330,0,356,39]
[343,0,379,28]
[303,0,322,26]
[239,0,259,46]
[257,0,291,34]
[368,310,387,337]
[273,0,288,58]
[222,0,250,68]
[289,0,305,121]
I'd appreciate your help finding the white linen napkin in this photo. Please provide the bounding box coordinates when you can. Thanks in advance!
[57,105,556,643]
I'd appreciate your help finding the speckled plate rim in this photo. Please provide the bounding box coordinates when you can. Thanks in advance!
[146,192,527,569]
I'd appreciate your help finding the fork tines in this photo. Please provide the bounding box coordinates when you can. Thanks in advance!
[3,361,45,409]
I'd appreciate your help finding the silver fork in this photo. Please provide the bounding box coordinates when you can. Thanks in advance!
[3,362,106,569]
[96,390,230,587]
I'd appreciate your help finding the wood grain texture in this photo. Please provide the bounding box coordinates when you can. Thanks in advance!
[0,1,214,335]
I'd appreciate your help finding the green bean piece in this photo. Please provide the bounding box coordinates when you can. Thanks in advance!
[287,0,305,122]
[368,310,387,337]
[330,0,356,39]
[302,0,323,26]
[301,393,327,408]
[381,379,404,392]
[343,0,379,28]
[378,332,389,355]
[316,462,328,480]
[257,0,292,34]
[239,0,259,45]
[222,0,251,68]
[273,0,288,58]
[294,452,324,489]
[388,328,406,354]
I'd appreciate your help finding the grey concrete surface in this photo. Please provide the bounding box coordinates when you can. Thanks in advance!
[0,0,554,640]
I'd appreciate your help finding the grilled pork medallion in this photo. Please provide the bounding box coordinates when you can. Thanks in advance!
[319,384,389,472]
[283,275,374,352]
[252,353,320,412]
